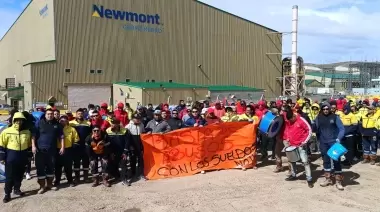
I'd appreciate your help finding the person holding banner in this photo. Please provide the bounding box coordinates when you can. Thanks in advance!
[184,108,206,128]
[283,110,313,188]
[146,110,171,133]
[0,112,32,203]
[221,107,238,122]
[238,105,259,124]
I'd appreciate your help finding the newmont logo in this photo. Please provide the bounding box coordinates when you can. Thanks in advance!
[92,4,161,25]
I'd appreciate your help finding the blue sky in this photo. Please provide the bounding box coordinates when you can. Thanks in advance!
[0,0,379,64]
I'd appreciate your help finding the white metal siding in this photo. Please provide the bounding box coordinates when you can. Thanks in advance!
[68,85,111,111]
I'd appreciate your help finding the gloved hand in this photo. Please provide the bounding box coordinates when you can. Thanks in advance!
[335,139,340,143]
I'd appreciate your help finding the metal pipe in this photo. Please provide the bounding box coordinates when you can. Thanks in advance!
[291,5,298,96]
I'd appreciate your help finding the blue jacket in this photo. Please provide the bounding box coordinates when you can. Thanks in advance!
[313,113,345,143]
[184,116,207,127]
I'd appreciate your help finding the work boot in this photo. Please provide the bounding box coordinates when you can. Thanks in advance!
[3,194,10,203]
[335,175,344,191]
[102,174,111,187]
[37,179,47,194]
[320,172,333,187]
[74,171,81,184]
[273,161,283,173]
[370,155,377,165]
[92,176,99,187]
[307,181,314,188]
[46,177,57,191]
[362,154,370,164]
[285,175,297,181]
[13,189,25,197]
[286,162,292,177]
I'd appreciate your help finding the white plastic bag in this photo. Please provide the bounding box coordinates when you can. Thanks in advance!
[0,163,5,183]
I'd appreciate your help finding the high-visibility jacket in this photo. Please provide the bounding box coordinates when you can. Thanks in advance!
[360,113,379,136]
[69,119,91,145]
[340,113,358,136]
[57,125,79,149]
[221,113,239,122]
[0,126,31,163]
[238,114,259,124]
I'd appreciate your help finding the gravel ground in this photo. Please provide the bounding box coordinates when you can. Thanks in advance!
[1,115,380,212]
[0,156,379,212]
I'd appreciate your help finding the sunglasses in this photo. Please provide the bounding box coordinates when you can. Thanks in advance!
[92,115,99,117]
[172,113,178,115]
[192,111,198,113]
[93,130,100,132]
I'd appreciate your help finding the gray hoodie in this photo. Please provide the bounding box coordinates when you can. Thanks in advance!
[145,119,171,133]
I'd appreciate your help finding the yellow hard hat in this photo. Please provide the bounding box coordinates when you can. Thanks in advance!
[13,112,26,121]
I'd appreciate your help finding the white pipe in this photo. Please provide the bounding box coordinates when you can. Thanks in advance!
[291,5,298,96]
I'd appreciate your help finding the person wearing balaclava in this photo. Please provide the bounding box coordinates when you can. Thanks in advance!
[339,103,358,167]
[360,105,379,165]
[0,112,32,203]
[313,102,345,190]
[114,102,129,127]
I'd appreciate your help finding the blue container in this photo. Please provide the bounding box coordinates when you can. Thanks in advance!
[327,143,348,161]
[258,112,284,138]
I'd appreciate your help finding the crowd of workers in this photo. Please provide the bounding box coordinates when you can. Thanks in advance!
[0,96,378,203]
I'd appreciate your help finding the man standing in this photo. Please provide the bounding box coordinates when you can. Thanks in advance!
[126,114,146,181]
[90,110,110,132]
[340,104,358,166]
[314,102,345,190]
[32,109,64,194]
[0,112,32,203]
[54,115,79,188]
[114,103,129,127]
[105,119,131,186]
[167,110,184,131]
[283,110,313,188]
[360,105,379,164]
[70,108,92,183]
[145,110,171,133]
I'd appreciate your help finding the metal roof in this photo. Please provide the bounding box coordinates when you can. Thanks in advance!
[208,85,263,92]
[114,82,206,89]
[306,72,359,79]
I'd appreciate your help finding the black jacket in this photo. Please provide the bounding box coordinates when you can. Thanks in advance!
[167,118,184,131]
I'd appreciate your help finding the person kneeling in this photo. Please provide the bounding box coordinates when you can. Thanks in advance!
[284,110,313,188]
[86,126,111,187]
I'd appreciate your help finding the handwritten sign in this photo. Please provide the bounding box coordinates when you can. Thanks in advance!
[142,122,257,180]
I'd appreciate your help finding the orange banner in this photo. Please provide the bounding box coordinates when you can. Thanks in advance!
[142,122,257,180]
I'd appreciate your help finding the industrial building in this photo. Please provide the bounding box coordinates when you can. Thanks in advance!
[0,0,282,110]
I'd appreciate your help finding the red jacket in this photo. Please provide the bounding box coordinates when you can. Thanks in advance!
[114,109,129,127]
[283,115,312,147]
[99,108,109,117]
[213,108,225,118]
[179,108,188,120]
[90,118,110,131]
[236,102,246,115]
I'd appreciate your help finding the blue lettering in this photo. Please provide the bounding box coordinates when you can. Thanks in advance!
[139,14,147,23]
[93,5,104,17]
[126,12,138,22]
[93,5,161,25]
[112,10,126,20]
[104,9,113,19]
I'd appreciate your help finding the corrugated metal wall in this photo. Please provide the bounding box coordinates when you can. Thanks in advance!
[142,88,209,106]
[31,0,282,103]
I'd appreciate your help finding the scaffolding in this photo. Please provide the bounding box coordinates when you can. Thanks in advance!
[348,62,380,94]
[281,56,305,96]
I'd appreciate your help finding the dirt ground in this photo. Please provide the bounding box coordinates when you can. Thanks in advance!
[1,116,380,212]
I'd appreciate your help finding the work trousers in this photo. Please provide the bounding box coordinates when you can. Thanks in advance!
[260,134,269,158]
[342,136,355,163]
[35,149,55,179]
[354,135,363,158]
[362,136,378,156]
[25,160,31,174]
[274,136,285,165]
[131,139,145,177]
[4,161,26,195]
[55,148,73,184]
[73,146,90,172]
[289,146,312,182]
[320,142,342,173]
[90,155,109,176]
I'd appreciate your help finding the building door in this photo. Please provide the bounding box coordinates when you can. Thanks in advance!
[67,85,111,112]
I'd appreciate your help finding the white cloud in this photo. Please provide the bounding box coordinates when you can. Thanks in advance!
[200,0,380,63]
